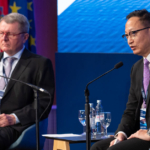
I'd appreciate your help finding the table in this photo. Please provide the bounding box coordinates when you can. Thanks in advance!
[43,133,114,150]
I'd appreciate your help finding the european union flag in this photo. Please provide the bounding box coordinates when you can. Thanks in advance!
[9,0,36,53]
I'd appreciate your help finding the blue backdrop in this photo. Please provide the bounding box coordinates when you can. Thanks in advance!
[58,0,150,53]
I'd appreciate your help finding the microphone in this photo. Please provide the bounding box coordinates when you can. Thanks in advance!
[114,61,123,69]
[84,61,123,150]
[0,74,49,94]
[86,61,123,88]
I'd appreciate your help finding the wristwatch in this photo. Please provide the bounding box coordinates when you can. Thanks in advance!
[147,128,150,136]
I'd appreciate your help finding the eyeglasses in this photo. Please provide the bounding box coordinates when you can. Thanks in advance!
[122,27,150,42]
[0,32,27,39]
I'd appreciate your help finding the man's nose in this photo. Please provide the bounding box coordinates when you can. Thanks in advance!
[3,33,9,41]
[127,36,134,44]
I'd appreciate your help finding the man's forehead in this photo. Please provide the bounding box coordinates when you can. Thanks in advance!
[125,17,144,31]
[0,21,20,31]
[0,20,19,25]
[126,17,141,25]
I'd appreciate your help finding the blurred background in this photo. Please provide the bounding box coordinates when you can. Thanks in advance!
[1,0,150,149]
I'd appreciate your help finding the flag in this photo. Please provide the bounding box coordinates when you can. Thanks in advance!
[0,0,8,52]
[9,0,36,53]
[0,0,8,18]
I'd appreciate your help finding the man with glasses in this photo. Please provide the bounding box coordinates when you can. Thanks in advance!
[0,13,55,149]
[91,9,150,150]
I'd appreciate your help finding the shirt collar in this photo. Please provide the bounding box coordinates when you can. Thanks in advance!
[2,45,25,61]
[144,53,150,62]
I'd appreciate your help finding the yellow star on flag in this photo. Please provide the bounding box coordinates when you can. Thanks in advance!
[29,20,32,29]
[10,2,21,13]
[27,2,33,11]
[30,35,36,46]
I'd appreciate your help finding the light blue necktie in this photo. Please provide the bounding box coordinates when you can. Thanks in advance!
[0,57,16,90]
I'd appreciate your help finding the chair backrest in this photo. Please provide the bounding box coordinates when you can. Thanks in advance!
[8,118,48,150]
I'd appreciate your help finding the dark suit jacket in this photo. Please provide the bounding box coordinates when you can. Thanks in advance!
[115,58,150,137]
[0,48,55,133]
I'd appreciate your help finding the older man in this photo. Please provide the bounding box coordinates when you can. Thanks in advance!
[91,9,150,150]
[0,13,55,149]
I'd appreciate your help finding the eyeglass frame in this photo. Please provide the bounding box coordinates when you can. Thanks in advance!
[0,32,27,38]
[122,27,150,41]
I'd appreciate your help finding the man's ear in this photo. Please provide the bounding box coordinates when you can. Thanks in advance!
[23,33,29,43]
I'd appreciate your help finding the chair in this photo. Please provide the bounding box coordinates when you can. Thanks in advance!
[8,118,48,150]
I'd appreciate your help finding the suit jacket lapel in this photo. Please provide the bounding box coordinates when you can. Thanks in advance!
[138,59,143,100]
[0,53,3,60]
[134,59,143,121]
[146,79,150,111]
[2,49,32,98]
[147,85,150,108]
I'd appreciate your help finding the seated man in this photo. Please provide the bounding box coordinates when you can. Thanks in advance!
[0,13,55,149]
[91,9,150,150]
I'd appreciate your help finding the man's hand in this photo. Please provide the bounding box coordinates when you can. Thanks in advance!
[128,129,150,141]
[0,113,16,127]
[109,132,126,147]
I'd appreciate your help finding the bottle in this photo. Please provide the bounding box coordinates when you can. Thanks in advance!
[95,100,104,134]
[89,103,95,127]
[89,103,96,137]
[91,114,96,138]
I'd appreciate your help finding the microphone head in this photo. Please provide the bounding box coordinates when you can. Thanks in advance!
[114,62,123,69]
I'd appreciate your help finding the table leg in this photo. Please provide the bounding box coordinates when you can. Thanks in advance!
[53,140,70,150]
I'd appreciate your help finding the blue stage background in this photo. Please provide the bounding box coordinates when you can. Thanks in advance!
[58,0,150,53]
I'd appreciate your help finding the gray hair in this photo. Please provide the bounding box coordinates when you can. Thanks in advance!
[0,13,29,33]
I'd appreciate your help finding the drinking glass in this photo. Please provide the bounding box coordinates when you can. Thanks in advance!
[78,110,86,135]
[100,112,111,137]
[91,117,97,139]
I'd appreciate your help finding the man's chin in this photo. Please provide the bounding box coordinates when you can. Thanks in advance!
[1,49,12,55]
[1,49,10,52]
[132,50,142,56]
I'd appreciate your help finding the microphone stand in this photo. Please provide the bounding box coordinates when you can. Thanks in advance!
[84,87,91,150]
[84,61,123,150]
[33,89,40,150]
[84,68,114,150]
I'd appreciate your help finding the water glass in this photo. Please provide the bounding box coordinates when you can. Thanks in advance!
[100,112,111,137]
[78,110,86,135]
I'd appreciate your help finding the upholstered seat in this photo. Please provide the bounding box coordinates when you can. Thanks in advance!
[8,118,48,150]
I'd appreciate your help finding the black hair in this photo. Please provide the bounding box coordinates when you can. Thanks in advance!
[126,9,150,26]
